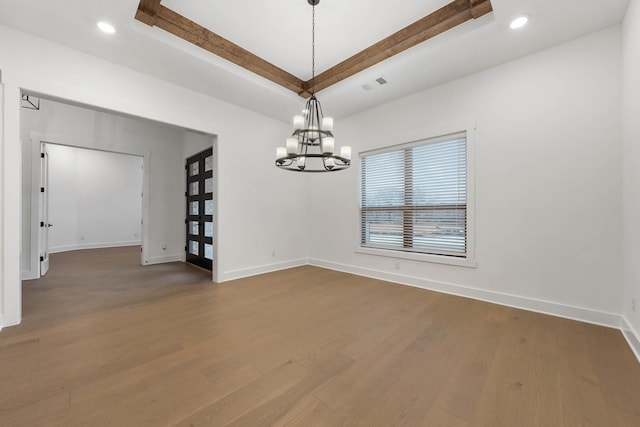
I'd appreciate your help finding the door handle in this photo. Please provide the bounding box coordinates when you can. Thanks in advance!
[47,224,53,227]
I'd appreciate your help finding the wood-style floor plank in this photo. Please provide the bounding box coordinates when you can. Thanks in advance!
[0,247,639,426]
[558,319,615,425]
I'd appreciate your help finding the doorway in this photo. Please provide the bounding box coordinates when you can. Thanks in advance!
[185,148,214,271]
[38,143,144,277]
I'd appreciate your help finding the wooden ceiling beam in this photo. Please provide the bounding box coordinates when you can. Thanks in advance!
[134,0,492,98]
[304,0,492,96]
[468,0,494,18]
[135,0,162,26]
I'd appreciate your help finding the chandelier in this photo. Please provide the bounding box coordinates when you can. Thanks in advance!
[276,0,351,172]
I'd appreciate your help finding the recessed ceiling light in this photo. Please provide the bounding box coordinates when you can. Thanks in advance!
[510,14,530,30]
[97,21,116,34]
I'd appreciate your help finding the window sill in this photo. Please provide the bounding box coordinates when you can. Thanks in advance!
[354,247,477,268]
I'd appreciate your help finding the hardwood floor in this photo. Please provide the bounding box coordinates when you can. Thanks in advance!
[1,247,639,426]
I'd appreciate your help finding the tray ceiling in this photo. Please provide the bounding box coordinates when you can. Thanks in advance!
[0,0,631,121]
[135,0,492,97]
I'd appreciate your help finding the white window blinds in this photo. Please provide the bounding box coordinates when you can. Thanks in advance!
[360,132,467,258]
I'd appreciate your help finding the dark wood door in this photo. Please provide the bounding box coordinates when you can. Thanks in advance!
[185,148,214,270]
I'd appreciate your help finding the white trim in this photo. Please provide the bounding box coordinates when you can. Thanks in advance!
[309,258,623,330]
[360,119,476,155]
[3,84,21,327]
[212,139,219,284]
[356,118,477,267]
[49,241,141,254]
[26,133,42,280]
[141,151,151,268]
[145,255,182,265]
[359,131,467,157]
[21,270,38,281]
[0,81,4,330]
[621,317,640,363]
[221,259,308,282]
[354,247,477,268]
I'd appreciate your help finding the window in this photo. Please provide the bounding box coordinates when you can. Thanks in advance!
[360,131,469,261]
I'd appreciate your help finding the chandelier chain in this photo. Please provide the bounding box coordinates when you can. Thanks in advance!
[311,4,315,95]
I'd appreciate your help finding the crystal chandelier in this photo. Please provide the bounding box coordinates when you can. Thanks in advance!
[275,0,351,172]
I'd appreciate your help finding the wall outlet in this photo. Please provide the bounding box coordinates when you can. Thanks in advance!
[271,250,276,257]
[162,243,167,250]
[632,296,637,313]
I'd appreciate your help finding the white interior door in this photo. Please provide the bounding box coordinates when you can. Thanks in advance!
[39,144,51,276]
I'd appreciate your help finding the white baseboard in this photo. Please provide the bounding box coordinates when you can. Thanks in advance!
[309,258,623,331]
[221,259,308,282]
[622,318,640,362]
[50,241,141,254]
[21,269,38,281]
[145,255,182,265]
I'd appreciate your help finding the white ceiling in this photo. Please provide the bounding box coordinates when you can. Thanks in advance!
[0,0,631,123]
[161,0,454,79]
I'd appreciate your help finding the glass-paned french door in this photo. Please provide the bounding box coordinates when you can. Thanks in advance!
[185,148,214,270]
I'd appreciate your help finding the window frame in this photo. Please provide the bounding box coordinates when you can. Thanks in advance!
[356,121,476,268]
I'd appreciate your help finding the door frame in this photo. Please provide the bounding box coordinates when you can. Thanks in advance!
[24,134,150,280]
[38,143,50,276]
[185,147,214,271]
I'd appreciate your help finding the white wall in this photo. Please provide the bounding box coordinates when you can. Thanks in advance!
[182,131,214,161]
[1,15,633,343]
[0,82,5,329]
[0,24,309,328]
[46,144,143,253]
[20,98,189,277]
[623,0,640,353]
[308,26,624,326]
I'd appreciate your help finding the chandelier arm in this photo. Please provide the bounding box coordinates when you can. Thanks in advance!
[276,153,350,162]
[276,153,350,172]
[315,98,322,145]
